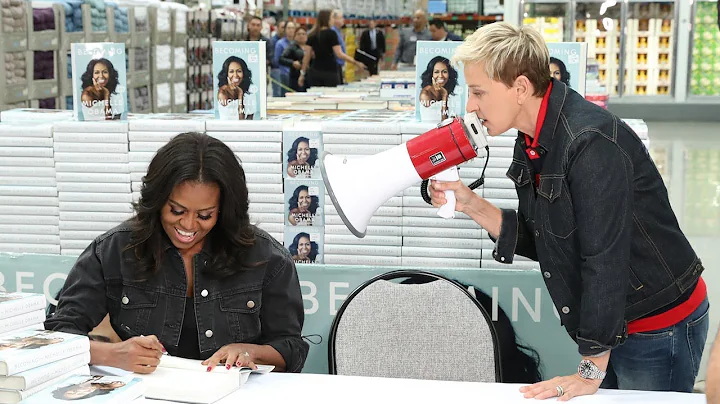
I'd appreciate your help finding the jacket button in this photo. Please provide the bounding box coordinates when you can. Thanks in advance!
[247,300,255,309]
[500,256,505,262]
[205,329,213,338]
[201,289,208,297]
[535,230,540,237]
[543,271,551,279]
[122,296,129,304]
[204,260,208,266]
[562,306,570,314]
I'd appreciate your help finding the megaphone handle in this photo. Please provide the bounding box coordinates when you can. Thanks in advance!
[433,166,460,219]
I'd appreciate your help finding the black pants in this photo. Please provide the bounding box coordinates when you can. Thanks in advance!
[308,68,340,87]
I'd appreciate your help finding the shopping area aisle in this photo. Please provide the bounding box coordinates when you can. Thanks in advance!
[647,121,720,383]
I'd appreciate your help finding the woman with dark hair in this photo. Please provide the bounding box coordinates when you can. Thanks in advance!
[217,56,256,120]
[549,57,571,87]
[280,25,309,92]
[52,376,125,401]
[80,58,122,120]
[286,136,318,178]
[419,56,459,122]
[45,132,308,374]
[288,232,318,264]
[288,185,319,226]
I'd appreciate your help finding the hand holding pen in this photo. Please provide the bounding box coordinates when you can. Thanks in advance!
[112,324,167,374]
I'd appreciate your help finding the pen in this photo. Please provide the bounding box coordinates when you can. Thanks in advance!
[120,323,167,355]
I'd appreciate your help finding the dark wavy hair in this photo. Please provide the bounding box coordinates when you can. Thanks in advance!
[550,57,571,86]
[288,185,319,214]
[127,132,256,279]
[80,58,120,95]
[52,376,119,400]
[286,136,318,166]
[217,56,253,94]
[420,56,458,96]
[289,232,319,262]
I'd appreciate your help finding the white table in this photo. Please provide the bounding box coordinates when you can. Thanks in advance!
[132,372,707,404]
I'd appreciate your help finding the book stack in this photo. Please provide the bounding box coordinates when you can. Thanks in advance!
[0,292,46,338]
[205,119,286,243]
[127,113,207,204]
[0,328,94,404]
[0,123,60,255]
[400,121,484,269]
[53,121,131,256]
[321,115,404,267]
[282,123,324,264]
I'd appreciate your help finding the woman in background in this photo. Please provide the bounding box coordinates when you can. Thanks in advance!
[549,57,571,86]
[281,25,309,92]
[418,56,459,122]
[217,56,256,120]
[80,58,121,120]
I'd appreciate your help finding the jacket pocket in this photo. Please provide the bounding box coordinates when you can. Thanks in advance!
[506,160,530,187]
[220,288,262,342]
[538,176,576,239]
[115,285,160,335]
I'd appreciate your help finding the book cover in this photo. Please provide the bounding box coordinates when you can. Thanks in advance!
[0,352,90,390]
[284,228,324,264]
[0,330,90,376]
[284,179,324,227]
[212,41,267,120]
[282,129,322,180]
[547,42,588,96]
[415,41,467,123]
[0,293,46,321]
[20,375,143,404]
[0,365,89,404]
[71,43,128,121]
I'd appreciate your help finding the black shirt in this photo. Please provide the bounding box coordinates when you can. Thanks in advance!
[175,297,201,359]
[308,29,339,73]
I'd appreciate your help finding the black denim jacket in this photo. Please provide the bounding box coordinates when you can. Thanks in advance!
[492,79,703,356]
[45,222,309,372]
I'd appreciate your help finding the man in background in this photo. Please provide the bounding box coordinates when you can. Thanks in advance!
[271,20,286,50]
[331,9,347,84]
[246,15,274,69]
[391,9,431,70]
[429,19,463,41]
[273,21,296,96]
[356,20,385,75]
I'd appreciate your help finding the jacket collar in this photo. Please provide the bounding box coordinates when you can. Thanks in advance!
[525,78,568,152]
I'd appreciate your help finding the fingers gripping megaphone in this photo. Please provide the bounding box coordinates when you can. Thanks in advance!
[320,112,490,238]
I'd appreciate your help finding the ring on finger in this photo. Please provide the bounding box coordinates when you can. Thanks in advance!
[243,351,250,358]
[556,385,565,397]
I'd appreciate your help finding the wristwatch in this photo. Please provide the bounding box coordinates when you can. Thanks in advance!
[577,359,606,380]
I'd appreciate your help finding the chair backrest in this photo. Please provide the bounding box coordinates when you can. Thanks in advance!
[329,270,502,383]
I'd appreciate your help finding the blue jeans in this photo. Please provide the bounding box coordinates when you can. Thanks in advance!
[601,297,710,392]
[270,68,282,97]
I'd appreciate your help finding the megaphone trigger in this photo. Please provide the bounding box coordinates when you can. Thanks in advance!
[432,166,460,219]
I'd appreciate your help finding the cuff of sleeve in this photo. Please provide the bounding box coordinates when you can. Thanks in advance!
[577,333,626,357]
[266,339,306,373]
[490,209,519,264]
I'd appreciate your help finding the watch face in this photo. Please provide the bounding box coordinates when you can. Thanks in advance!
[579,360,595,377]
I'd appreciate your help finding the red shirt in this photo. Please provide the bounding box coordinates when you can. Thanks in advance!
[524,82,553,187]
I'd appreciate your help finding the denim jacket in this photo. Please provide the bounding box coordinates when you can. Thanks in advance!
[45,222,309,372]
[492,79,703,356]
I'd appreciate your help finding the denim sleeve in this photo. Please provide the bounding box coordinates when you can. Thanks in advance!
[490,209,539,264]
[260,250,309,372]
[568,130,633,356]
[273,41,283,69]
[44,241,107,335]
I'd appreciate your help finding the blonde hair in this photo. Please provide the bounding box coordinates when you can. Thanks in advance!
[452,22,551,96]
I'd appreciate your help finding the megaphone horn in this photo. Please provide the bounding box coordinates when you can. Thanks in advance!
[321,113,490,238]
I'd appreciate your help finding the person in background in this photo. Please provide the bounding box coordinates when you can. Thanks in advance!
[280,25,309,92]
[271,20,286,50]
[331,9,347,84]
[246,16,274,70]
[45,132,308,374]
[430,22,708,399]
[391,9,431,70]
[708,326,720,404]
[356,20,386,75]
[273,21,296,97]
[429,19,462,41]
[549,56,571,87]
[300,9,365,88]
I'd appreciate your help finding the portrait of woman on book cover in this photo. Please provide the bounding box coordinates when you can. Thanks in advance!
[0,333,63,351]
[289,232,319,264]
[52,376,125,401]
[80,58,124,121]
[217,56,257,120]
[418,56,459,122]
[288,185,320,226]
[550,56,571,86]
[286,136,319,178]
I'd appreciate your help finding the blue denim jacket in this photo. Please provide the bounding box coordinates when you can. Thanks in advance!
[45,222,309,372]
[492,79,703,356]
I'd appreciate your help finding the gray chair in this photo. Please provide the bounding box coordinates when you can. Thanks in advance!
[329,270,502,383]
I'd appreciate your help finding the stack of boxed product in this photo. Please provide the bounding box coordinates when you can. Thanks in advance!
[53,121,131,256]
[127,113,206,204]
[320,113,405,266]
[205,119,285,243]
[0,122,59,254]
[282,122,325,264]
[399,121,485,269]
[0,293,92,404]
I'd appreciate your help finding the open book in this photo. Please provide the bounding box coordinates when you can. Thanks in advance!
[136,356,274,404]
